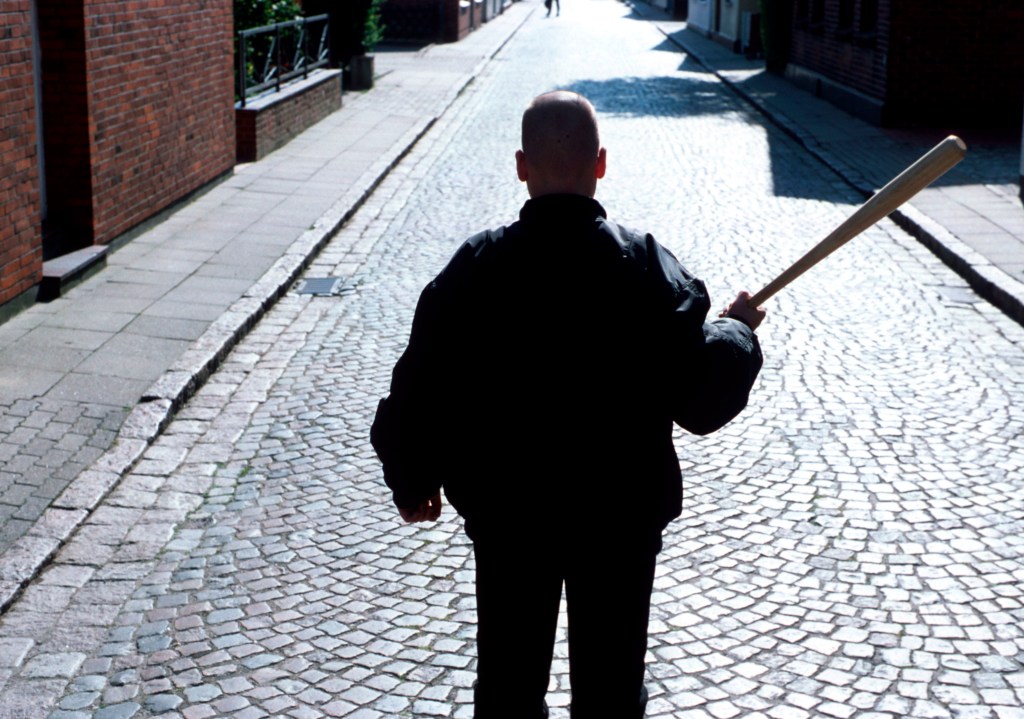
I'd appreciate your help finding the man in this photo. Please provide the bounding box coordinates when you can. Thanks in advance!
[371,90,764,718]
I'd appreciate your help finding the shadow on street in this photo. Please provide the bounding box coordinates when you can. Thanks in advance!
[565,74,856,203]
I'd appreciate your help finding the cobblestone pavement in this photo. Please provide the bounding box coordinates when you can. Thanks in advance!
[0,7,528,565]
[0,399,125,552]
[4,1,1024,717]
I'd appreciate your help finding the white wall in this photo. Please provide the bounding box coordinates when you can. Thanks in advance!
[687,0,760,44]
[717,0,761,43]
[688,0,712,34]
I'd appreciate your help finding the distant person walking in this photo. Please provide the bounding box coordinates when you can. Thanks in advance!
[545,0,560,16]
[372,90,765,718]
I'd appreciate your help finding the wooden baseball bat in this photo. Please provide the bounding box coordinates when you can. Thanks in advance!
[748,135,967,307]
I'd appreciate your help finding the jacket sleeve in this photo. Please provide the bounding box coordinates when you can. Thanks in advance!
[370,280,447,510]
[643,235,764,435]
[672,316,763,435]
[370,230,497,510]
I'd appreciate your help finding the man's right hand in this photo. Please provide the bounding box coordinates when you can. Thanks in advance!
[398,490,443,523]
[720,290,766,331]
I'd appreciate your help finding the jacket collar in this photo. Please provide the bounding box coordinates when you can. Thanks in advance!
[519,194,608,224]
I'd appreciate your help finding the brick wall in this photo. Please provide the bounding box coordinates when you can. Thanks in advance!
[787,0,1024,127]
[789,0,889,104]
[236,70,343,163]
[886,1,1024,127]
[367,0,475,45]
[82,0,236,244]
[381,0,443,42]
[444,0,472,43]
[0,1,43,305]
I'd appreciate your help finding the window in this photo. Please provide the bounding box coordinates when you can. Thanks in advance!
[859,0,878,44]
[861,0,878,32]
[838,0,854,32]
[811,0,824,28]
[796,0,825,32]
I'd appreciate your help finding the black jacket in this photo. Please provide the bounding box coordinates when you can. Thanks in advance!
[371,194,763,540]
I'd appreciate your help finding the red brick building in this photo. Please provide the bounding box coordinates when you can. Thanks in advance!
[382,0,506,44]
[783,0,1024,128]
[0,2,42,314]
[0,0,236,314]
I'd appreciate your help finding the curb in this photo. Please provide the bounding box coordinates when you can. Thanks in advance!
[894,205,1024,326]
[0,118,434,614]
[0,6,534,614]
[655,22,1024,328]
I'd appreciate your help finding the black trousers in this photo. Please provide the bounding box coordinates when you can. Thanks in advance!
[472,531,661,719]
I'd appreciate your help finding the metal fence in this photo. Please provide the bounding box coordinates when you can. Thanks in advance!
[237,14,330,108]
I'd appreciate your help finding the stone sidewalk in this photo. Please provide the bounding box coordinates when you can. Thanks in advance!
[634,2,1024,326]
[0,2,535,611]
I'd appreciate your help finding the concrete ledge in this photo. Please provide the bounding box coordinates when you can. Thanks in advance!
[38,246,108,302]
[236,69,343,163]
[784,62,884,126]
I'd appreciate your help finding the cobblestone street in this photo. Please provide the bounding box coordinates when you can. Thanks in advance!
[3,1,1024,717]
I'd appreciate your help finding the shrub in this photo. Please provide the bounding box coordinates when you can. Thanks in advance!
[234,0,302,31]
[363,0,386,54]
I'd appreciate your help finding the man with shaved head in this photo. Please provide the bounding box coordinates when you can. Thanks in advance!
[518,91,603,196]
[373,90,765,718]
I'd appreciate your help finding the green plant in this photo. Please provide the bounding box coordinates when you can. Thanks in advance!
[234,0,302,31]
[234,0,304,102]
[362,0,386,54]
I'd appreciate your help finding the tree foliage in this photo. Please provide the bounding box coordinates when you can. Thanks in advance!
[234,0,303,31]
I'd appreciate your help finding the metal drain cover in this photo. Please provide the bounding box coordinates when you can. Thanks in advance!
[296,277,345,296]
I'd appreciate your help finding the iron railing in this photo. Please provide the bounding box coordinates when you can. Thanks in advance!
[237,14,330,108]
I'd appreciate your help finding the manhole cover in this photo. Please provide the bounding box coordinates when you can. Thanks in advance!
[296,277,345,296]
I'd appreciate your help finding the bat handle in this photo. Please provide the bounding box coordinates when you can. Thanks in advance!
[748,276,786,308]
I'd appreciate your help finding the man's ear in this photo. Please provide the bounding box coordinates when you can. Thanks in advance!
[595,147,607,180]
[516,150,528,182]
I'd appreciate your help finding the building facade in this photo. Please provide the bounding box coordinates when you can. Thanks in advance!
[687,1,1024,130]
[0,0,236,315]
[784,0,1024,128]
[0,2,42,314]
[382,0,508,44]
[687,0,763,54]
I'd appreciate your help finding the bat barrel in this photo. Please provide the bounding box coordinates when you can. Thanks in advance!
[749,135,967,308]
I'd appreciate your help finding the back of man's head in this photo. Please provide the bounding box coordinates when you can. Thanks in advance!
[518,91,605,197]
